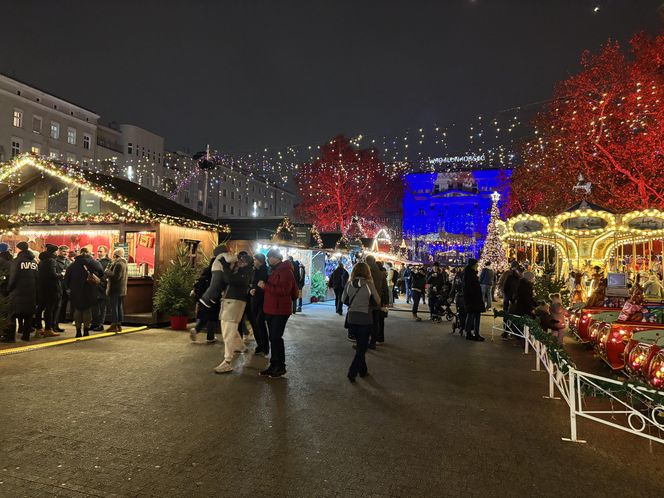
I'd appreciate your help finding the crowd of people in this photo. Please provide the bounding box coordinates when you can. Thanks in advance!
[0,242,129,343]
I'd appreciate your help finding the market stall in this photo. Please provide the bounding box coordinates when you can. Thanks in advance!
[0,154,227,324]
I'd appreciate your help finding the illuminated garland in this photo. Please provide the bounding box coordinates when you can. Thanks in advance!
[310,225,323,248]
[272,216,295,241]
[0,155,230,233]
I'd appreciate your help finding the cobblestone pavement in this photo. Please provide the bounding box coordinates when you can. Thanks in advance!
[1,302,662,497]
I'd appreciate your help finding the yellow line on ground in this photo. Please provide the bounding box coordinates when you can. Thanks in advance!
[0,326,149,357]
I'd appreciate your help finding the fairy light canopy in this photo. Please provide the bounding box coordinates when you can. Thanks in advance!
[0,154,230,233]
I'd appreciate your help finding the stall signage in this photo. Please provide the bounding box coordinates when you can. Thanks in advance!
[294,227,310,246]
[17,191,36,214]
[79,190,100,214]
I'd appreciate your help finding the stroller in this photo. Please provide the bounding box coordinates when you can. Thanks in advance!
[430,282,456,323]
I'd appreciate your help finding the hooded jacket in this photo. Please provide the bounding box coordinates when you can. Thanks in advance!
[263,260,298,316]
[342,277,380,325]
[64,255,104,311]
[8,250,39,315]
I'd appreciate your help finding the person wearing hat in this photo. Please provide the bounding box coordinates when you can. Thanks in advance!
[257,248,298,378]
[462,258,486,341]
[54,245,71,331]
[248,253,269,356]
[35,243,61,338]
[64,247,104,338]
[4,241,39,342]
[213,252,254,374]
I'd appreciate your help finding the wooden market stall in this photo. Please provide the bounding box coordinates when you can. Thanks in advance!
[0,154,227,324]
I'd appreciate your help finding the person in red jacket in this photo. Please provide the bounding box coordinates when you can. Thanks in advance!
[257,248,298,378]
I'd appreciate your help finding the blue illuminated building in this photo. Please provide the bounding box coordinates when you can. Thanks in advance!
[402,169,510,262]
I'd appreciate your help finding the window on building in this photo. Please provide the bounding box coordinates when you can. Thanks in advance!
[11,138,21,157]
[83,134,91,150]
[127,143,133,155]
[231,191,235,200]
[67,127,76,145]
[66,153,76,163]
[49,149,59,159]
[198,189,203,202]
[32,115,42,134]
[50,121,60,139]
[230,206,234,215]
[223,188,227,197]
[222,204,227,213]
[238,194,242,201]
[31,144,41,155]
[239,208,242,216]
[245,197,249,205]
[12,109,23,128]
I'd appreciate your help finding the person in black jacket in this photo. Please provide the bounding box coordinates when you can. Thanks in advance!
[55,245,71,331]
[91,245,112,331]
[462,258,486,341]
[64,247,104,338]
[5,242,39,342]
[35,244,61,337]
[329,261,349,315]
[249,253,269,356]
[411,267,427,321]
[190,258,220,344]
[451,269,466,335]
[427,262,449,321]
[514,271,537,318]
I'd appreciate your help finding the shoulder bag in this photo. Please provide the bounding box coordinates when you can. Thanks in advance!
[84,265,101,285]
[343,284,365,329]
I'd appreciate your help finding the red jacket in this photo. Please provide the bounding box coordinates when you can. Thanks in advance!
[263,261,298,316]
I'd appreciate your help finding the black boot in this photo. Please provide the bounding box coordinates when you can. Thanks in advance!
[75,327,82,338]
[83,328,90,337]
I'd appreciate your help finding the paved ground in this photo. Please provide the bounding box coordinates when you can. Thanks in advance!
[0,301,662,498]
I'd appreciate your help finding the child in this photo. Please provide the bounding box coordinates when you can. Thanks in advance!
[535,301,559,333]
[549,293,569,345]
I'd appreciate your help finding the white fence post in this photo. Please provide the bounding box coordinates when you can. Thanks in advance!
[562,368,586,443]
[523,325,530,354]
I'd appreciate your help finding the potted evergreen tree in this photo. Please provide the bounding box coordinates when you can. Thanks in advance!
[153,242,198,330]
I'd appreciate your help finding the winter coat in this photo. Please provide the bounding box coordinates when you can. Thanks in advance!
[411,272,426,293]
[64,255,104,311]
[292,260,305,289]
[194,261,221,316]
[97,256,112,298]
[342,277,380,325]
[463,265,485,314]
[514,279,537,317]
[502,270,521,302]
[452,272,464,307]
[250,263,269,307]
[330,267,349,290]
[263,261,298,316]
[38,251,61,303]
[367,261,390,309]
[55,256,70,292]
[0,253,11,296]
[479,267,495,286]
[221,260,253,302]
[427,272,449,296]
[8,250,39,315]
[105,257,128,297]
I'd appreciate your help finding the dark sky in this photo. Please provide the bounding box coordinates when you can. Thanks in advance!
[2,0,661,154]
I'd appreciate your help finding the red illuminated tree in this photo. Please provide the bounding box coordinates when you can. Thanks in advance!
[508,31,664,215]
[295,135,403,232]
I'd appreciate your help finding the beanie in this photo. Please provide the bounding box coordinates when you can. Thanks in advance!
[0,243,8,253]
[17,241,29,251]
[213,244,228,257]
[46,243,58,253]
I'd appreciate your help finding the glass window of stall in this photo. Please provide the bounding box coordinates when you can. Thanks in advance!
[124,231,156,277]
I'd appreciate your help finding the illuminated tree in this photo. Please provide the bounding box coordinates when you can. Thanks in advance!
[508,31,664,215]
[295,135,402,232]
[479,192,508,272]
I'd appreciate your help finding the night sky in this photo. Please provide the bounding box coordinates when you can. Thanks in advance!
[2,1,661,154]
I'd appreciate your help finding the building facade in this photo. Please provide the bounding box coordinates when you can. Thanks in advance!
[0,73,296,221]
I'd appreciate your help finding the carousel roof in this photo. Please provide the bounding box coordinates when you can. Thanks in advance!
[564,199,615,214]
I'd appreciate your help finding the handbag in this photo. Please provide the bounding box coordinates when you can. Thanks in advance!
[84,265,101,285]
[343,284,365,329]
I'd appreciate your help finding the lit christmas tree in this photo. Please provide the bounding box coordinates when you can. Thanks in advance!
[479,191,508,272]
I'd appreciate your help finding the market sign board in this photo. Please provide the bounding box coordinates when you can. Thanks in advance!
[79,190,100,214]
[17,190,36,214]
[294,226,310,246]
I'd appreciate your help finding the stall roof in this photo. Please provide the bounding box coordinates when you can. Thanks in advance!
[220,217,312,242]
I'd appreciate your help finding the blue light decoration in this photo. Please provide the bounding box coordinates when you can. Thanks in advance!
[402,169,511,264]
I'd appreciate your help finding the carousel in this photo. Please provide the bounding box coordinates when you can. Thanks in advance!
[500,199,664,279]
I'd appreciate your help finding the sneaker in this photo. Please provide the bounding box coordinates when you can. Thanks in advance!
[214,361,233,374]
[206,338,217,344]
[259,366,275,377]
[189,328,198,342]
[269,367,287,378]
[476,335,486,342]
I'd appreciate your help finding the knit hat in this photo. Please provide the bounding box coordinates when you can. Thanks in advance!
[253,253,266,264]
[239,253,253,266]
[467,258,478,267]
[46,243,58,253]
[17,241,29,251]
[266,248,283,260]
[0,243,8,253]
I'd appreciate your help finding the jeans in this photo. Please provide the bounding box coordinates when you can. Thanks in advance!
[92,297,108,327]
[266,314,289,369]
[249,299,269,353]
[58,291,69,322]
[369,309,384,345]
[348,323,371,378]
[405,283,412,303]
[109,295,124,324]
[465,312,481,337]
[412,290,422,315]
[428,294,438,319]
[334,287,344,314]
[480,284,492,312]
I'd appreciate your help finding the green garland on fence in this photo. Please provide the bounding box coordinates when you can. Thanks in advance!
[494,310,576,373]
[494,310,664,407]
